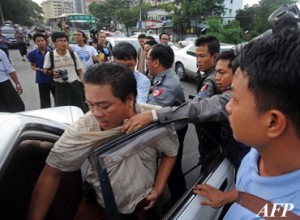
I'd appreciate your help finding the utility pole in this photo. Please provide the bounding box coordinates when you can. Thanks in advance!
[138,0,143,32]
[0,3,4,26]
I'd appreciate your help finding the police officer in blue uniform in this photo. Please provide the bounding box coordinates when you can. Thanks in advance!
[0,49,25,112]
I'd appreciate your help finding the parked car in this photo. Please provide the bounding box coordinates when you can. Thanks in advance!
[106,37,140,52]
[1,26,18,48]
[0,26,30,48]
[178,37,197,47]
[0,107,234,220]
[173,43,235,81]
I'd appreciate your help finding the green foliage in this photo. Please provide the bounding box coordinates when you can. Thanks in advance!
[207,18,244,44]
[236,0,295,36]
[168,0,225,34]
[89,0,149,32]
[0,0,43,25]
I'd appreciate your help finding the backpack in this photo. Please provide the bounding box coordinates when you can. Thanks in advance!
[49,50,79,76]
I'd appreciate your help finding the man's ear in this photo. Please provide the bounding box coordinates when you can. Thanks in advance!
[213,53,218,63]
[126,93,135,108]
[267,110,287,138]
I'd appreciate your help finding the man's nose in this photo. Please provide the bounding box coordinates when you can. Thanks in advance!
[225,99,233,114]
[92,109,105,118]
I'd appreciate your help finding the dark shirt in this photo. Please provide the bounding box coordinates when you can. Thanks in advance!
[28,48,53,84]
[96,45,112,62]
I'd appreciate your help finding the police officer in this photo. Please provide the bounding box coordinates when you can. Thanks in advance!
[147,44,185,106]
[146,44,187,205]
[0,49,25,112]
[194,36,221,101]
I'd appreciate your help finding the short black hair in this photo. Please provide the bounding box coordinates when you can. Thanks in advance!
[149,44,174,69]
[33,33,47,43]
[144,40,158,47]
[83,63,137,103]
[51,32,68,42]
[239,30,300,137]
[145,36,155,41]
[112,42,137,60]
[195,35,220,56]
[138,33,146,39]
[159,32,169,39]
[216,50,236,72]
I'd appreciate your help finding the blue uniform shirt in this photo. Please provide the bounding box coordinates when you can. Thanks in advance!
[134,70,151,103]
[0,36,9,49]
[0,49,15,82]
[28,48,53,84]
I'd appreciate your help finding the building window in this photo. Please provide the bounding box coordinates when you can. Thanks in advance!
[231,0,233,3]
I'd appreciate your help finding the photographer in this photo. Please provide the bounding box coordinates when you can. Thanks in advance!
[43,32,87,113]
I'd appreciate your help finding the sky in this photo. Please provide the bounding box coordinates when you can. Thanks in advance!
[33,0,260,7]
[243,0,260,6]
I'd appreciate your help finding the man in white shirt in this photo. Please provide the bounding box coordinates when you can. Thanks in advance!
[70,30,99,71]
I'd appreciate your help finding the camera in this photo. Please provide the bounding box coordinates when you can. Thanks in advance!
[57,69,68,81]
[233,3,300,56]
[90,29,98,43]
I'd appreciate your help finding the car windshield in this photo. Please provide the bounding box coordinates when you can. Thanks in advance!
[115,40,139,50]
[1,29,15,34]
[68,21,95,31]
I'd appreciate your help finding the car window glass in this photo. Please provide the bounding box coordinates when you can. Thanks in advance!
[93,121,228,219]
[187,45,196,57]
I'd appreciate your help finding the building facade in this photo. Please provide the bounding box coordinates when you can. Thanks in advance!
[223,0,244,23]
[41,0,76,21]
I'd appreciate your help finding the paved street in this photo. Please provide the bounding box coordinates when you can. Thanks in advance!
[9,44,201,187]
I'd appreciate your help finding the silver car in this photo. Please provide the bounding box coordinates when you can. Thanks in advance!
[0,107,234,219]
[173,43,235,81]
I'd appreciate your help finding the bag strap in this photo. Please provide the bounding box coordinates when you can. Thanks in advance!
[50,50,54,70]
[50,50,79,76]
[69,50,79,76]
[237,191,300,219]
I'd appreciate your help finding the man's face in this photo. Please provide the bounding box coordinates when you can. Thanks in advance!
[34,36,47,49]
[98,33,106,45]
[144,44,151,56]
[138,38,145,48]
[215,59,234,91]
[74,31,85,43]
[85,84,134,131]
[146,49,158,76]
[196,45,216,72]
[113,58,136,73]
[160,34,169,45]
[226,68,265,146]
[54,37,68,50]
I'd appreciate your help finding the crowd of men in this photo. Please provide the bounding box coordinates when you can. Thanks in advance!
[1,15,300,219]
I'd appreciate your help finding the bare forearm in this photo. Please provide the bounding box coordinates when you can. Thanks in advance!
[9,72,21,85]
[153,155,176,194]
[28,165,63,220]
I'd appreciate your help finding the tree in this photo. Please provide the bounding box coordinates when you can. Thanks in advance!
[0,0,43,25]
[207,18,244,44]
[159,0,225,35]
[89,0,151,32]
[236,0,295,37]
[115,3,150,35]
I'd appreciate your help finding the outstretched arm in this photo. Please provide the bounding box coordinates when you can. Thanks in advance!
[144,155,176,210]
[122,92,231,133]
[27,164,63,220]
[193,184,238,208]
